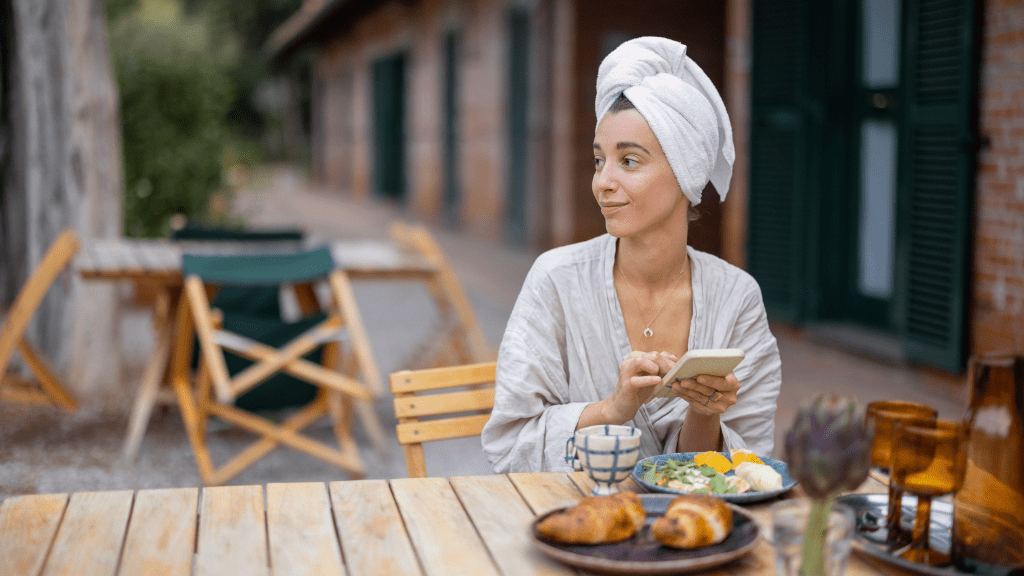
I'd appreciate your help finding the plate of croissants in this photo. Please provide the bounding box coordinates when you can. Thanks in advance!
[530,491,760,575]
[631,450,797,503]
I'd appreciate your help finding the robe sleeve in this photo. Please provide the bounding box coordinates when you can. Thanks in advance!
[481,262,587,473]
[717,276,781,457]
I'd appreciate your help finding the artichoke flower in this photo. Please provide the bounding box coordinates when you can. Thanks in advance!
[784,395,874,576]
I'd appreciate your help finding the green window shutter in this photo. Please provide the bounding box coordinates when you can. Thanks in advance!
[748,0,812,320]
[899,0,976,370]
[372,53,407,201]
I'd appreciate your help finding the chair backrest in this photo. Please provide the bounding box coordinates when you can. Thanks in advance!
[171,223,304,242]
[0,229,79,375]
[389,361,496,478]
[182,247,335,287]
[388,222,492,363]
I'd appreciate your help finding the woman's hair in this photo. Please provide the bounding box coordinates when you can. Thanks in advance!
[609,93,636,113]
[608,93,701,222]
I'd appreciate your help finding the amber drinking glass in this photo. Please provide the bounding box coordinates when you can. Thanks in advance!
[889,419,966,566]
[866,401,939,546]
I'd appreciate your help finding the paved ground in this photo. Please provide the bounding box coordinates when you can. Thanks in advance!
[0,166,970,502]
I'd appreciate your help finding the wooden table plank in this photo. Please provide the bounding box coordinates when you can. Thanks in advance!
[328,480,423,576]
[390,477,501,576]
[508,472,585,515]
[118,488,198,576]
[450,475,575,576]
[0,493,68,576]
[266,483,345,576]
[42,490,134,576]
[195,485,269,576]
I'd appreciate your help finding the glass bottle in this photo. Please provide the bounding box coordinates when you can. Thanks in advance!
[952,354,1024,575]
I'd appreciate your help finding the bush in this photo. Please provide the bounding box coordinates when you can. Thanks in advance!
[109,0,239,237]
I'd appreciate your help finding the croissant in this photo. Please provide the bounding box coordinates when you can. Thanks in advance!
[651,494,733,549]
[535,490,646,544]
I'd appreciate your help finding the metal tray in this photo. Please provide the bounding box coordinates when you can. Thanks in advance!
[837,492,960,576]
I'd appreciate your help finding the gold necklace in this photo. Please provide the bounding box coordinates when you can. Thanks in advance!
[617,260,686,338]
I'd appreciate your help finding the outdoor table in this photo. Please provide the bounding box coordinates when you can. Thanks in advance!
[72,236,489,461]
[0,471,894,576]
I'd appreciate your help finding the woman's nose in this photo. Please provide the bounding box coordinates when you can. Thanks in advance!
[593,164,614,191]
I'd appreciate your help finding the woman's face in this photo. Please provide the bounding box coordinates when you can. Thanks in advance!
[592,109,689,239]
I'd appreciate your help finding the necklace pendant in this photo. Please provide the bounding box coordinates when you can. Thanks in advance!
[643,328,654,338]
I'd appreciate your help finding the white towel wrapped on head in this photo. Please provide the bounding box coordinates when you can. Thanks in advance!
[595,36,734,205]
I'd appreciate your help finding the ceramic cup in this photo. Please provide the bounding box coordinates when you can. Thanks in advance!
[565,424,642,495]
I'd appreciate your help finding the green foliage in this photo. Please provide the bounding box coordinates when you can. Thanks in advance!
[109,0,239,237]
[182,0,305,140]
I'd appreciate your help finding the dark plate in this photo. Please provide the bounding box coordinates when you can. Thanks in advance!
[529,493,761,575]
[631,452,798,503]
[837,493,964,576]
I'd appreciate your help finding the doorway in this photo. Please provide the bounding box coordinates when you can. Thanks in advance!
[748,0,979,371]
[372,52,407,201]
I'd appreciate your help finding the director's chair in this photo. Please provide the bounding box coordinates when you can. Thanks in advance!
[0,229,79,411]
[170,247,385,485]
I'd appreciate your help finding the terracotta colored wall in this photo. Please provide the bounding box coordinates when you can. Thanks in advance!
[972,0,1024,355]
[722,0,751,270]
[310,0,728,251]
[313,0,508,240]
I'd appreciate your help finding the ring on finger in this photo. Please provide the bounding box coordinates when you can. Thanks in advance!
[709,391,723,403]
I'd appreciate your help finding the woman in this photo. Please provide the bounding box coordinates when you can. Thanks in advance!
[481,37,781,473]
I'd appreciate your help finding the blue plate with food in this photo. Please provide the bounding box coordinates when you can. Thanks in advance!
[631,450,797,504]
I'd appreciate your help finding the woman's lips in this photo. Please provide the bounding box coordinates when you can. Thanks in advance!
[601,203,626,215]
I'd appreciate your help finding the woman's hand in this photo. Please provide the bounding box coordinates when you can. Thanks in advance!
[666,372,740,416]
[606,350,677,423]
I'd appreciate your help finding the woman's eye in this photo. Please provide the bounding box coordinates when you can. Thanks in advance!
[593,157,605,169]
[622,157,639,168]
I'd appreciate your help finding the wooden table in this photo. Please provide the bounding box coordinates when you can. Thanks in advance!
[0,472,896,576]
[73,236,491,461]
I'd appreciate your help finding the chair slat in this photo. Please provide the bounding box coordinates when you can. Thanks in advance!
[396,414,491,445]
[0,229,78,376]
[393,388,494,419]
[1,229,79,411]
[389,362,496,393]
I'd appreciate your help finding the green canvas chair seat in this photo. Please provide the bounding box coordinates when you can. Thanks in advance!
[221,312,325,411]
[173,246,384,485]
[182,249,335,411]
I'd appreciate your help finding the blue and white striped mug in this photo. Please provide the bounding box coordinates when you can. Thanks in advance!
[565,425,642,495]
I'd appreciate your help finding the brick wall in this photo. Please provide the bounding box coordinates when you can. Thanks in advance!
[971,0,1024,355]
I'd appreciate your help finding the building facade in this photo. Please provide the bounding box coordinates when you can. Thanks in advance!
[271,0,1024,373]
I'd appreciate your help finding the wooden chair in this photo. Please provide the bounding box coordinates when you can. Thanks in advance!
[389,361,496,478]
[121,224,307,461]
[0,229,79,412]
[170,246,386,485]
[389,221,493,367]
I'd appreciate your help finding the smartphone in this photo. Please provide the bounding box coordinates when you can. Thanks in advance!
[653,348,745,398]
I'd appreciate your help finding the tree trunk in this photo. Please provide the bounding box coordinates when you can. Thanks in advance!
[2,0,123,399]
